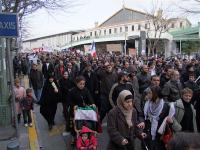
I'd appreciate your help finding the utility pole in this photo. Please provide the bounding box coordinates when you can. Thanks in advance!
[0,0,11,127]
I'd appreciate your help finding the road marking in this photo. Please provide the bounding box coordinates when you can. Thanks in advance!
[28,112,40,150]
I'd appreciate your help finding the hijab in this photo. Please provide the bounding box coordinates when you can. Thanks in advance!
[117,90,134,127]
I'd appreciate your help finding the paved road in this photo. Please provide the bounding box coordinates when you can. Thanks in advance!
[33,103,109,150]
[21,76,141,150]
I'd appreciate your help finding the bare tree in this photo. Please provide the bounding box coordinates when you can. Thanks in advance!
[2,0,80,50]
[144,0,172,56]
[2,0,79,38]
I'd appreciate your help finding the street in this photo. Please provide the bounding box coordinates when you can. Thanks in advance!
[33,103,109,150]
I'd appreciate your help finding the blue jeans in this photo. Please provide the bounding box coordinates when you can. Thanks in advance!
[33,88,42,102]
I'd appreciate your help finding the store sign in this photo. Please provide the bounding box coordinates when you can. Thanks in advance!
[0,13,18,37]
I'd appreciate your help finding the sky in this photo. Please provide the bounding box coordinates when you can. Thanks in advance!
[25,0,200,39]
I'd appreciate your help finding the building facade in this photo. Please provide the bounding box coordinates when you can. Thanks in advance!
[23,7,191,56]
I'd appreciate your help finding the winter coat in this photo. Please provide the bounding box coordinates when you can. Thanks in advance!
[81,70,98,98]
[161,80,183,102]
[137,72,151,94]
[160,73,170,88]
[59,77,74,104]
[29,69,43,90]
[76,126,97,150]
[68,87,94,108]
[172,99,197,132]
[107,106,140,150]
[14,86,26,114]
[109,82,144,123]
[99,70,118,96]
[20,96,34,110]
[42,63,54,79]
[54,64,67,81]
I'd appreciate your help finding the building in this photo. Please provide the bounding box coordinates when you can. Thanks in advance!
[23,7,191,56]
[22,30,83,52]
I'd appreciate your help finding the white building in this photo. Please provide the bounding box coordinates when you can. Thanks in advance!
[23,7,191,56]
[22,30,83,52]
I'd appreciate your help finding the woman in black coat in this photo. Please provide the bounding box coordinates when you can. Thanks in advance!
[40,75,60,130]
[68,76,95,143]
[68,76,94,108]
[59,71,74,120]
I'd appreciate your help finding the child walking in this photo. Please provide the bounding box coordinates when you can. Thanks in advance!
[20,88,34,127]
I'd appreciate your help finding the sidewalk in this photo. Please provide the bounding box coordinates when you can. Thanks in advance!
[0,76,37,150]
[0,123,30,150]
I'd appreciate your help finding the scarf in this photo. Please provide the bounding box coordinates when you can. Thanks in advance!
[144,99,164,140]
[117,90,133,128]
[51,82,58,91]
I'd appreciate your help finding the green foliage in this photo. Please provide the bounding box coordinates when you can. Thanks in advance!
[181,41,200,55]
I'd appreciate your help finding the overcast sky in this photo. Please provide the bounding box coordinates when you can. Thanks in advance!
[25,0,200,39]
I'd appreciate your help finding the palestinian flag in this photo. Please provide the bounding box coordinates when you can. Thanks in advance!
[74,107,97,122]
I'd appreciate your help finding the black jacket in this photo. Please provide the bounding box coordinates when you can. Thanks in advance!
[29,69,43,89]
[42,63,54,79]
[59,77,74,103]
[81,70,98,97]
[99,70,118,96]
[68,87,94,107]
[137,72,151,94]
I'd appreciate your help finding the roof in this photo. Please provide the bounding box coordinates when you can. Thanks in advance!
[98,7,148,27]
[168,18,192,26]
[23,30,85,42]
[170,25,200,40]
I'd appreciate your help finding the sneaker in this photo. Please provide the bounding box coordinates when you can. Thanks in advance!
[29,123,33,127]
[24,124,28,127]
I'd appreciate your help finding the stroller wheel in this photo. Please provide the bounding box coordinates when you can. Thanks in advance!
[70,137,75,145]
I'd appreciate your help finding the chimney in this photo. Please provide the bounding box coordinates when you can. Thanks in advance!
[95,22,98,28]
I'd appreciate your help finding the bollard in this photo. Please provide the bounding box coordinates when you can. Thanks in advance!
[7,140,19,150]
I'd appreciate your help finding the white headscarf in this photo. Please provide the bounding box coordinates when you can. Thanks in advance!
[117,90,134,128]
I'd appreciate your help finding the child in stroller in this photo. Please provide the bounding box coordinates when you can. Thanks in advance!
[76,126,97,150]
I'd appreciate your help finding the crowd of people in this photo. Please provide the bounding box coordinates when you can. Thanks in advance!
[13,51,200,150]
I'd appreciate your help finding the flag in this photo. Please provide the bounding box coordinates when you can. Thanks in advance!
[74,107,97,121]
[89,41,96,57]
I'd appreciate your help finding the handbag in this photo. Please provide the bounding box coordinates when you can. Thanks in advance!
[161,124,173,144]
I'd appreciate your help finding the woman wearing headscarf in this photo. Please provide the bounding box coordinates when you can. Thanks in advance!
[39,74,60,130]
[107,90,146,150]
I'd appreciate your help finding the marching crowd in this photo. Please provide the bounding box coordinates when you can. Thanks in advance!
[13,51,200,150]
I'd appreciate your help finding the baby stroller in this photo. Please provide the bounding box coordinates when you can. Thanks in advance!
[74,106,98,150]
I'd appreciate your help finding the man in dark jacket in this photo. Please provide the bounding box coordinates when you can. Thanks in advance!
[54,60,67,82]
[160,66,173,88]
[42,58,54,79]
[99,62,118,122]
[162,70,183,102]
[109,71,145,127]
[137,65,151,94]
[81,63,98,102]
[30,63,44,102]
